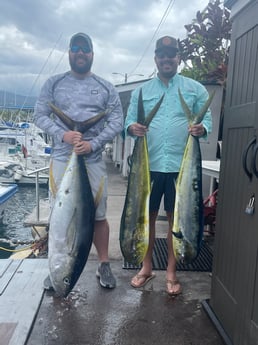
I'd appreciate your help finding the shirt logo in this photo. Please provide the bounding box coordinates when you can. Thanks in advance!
[91,90,98,94]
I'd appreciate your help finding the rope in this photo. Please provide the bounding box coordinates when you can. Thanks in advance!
[0,245,33,253]
[0,237,47,252]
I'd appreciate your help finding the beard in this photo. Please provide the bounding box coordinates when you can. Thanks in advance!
[69,55,93,74]
[155,56,179,80]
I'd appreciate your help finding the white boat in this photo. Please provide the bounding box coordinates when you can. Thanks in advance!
[0,160,49,185]
[0,183,18,223]
[0,122,51,185]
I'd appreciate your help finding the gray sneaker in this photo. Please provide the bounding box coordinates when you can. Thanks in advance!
[96,262,116,289]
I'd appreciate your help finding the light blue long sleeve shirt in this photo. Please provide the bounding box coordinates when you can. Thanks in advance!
[125,74,212,172]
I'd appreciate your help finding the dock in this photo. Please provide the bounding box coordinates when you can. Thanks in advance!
[0,259,48,345]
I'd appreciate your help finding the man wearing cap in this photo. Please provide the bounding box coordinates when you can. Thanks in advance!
[125,36,212,295]
[34,33,123,290]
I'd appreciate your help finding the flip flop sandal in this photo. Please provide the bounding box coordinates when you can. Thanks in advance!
[131,273,156,288]
[166,279,182,296]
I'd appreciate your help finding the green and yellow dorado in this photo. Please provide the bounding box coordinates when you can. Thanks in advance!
[120,89,164,265]
[172,89,214,264]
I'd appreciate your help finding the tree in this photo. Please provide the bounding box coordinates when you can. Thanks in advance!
[179,0,231,86]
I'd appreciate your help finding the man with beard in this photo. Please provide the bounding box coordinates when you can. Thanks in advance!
[34,33,123,289]
[124,36,212,295]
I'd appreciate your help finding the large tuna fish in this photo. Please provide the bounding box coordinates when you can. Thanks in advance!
[120,89,164,265]
[47,104,107,297]
[172,89,214,264]
[48,151,95,297]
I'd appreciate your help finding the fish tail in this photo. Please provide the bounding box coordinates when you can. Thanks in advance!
[195,90,215,123]
[178,88,194,123]
[48,102,110,133]
[178,88,215,125]
[48,102,75,130]
[144,94,165,127]
[137,89,164,126]
[137,89,145,124]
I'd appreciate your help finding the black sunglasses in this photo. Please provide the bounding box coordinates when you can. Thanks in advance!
[70,45,91,54]
[155,50,178,59]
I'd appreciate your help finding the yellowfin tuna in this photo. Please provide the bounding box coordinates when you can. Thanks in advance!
[47,104,108,297]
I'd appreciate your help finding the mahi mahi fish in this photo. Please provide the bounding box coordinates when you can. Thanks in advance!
[120,89,164,265]
[48,103,107,297]
[172,89,214,264]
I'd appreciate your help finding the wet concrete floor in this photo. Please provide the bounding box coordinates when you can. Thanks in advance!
[27,260,224,345]
[26,155,224,345]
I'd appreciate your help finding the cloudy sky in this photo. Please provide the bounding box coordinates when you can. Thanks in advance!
[0,0,209,98]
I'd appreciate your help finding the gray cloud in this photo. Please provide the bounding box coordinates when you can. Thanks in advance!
[0,0,209,97]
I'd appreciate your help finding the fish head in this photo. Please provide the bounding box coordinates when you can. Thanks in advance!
[54,276,72,298]
[49,255,78,297]
[172,231,198,264]
[121,231,148,266]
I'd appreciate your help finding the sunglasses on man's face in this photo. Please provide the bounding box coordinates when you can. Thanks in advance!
[155,50,178,59]
[70,45,91,53]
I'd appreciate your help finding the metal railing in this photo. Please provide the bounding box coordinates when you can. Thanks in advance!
[27,166,49,222]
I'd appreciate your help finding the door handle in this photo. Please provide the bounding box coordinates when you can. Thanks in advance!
[252,142,258,178]
[242,136,256,181]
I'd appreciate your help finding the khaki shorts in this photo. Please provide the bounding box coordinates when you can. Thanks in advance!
[49,158,108,221]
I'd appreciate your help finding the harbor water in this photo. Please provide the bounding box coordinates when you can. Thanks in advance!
[0,185,48,258]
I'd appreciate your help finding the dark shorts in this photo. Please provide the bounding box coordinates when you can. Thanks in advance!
[149,171,178,213]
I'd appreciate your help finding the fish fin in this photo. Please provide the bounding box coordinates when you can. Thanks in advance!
[67,209,78,254]
[172,230,184,239]
[94,176,105,208]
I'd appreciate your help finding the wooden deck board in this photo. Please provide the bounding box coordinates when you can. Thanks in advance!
[0,259,49,345]
[0,260,22,295]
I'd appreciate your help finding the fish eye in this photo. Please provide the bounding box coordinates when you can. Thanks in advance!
[63,277,70,286]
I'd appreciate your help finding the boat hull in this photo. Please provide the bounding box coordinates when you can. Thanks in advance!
[0,160,49,186]
[0,183,18,223]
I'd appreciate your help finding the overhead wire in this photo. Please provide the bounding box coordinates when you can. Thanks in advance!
[51,49,67,74]
[16,33,63,120]
[129,0,176,75]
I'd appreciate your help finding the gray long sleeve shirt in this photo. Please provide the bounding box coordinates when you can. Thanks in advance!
[33,71,124,163]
